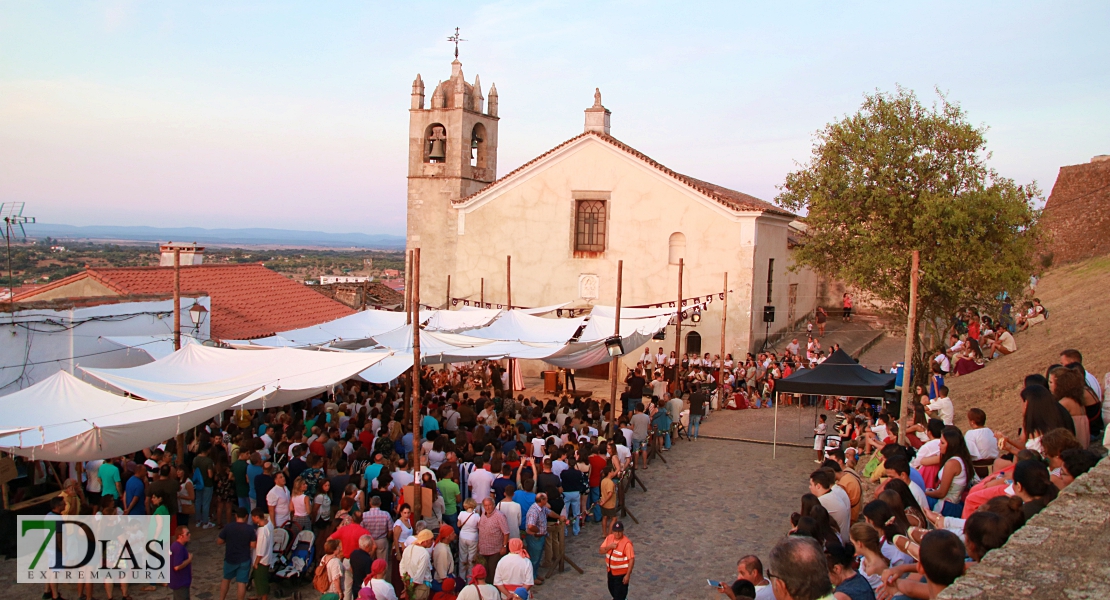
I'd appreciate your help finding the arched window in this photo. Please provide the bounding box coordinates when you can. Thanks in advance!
[685,331,702,356]
[424,123,447,163]
[668,232,686,265]
[470,123,487,168]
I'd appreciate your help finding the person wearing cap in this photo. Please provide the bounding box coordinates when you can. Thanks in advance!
[455,564,498,600]
[600,520,635,600]
[400,529,435,600]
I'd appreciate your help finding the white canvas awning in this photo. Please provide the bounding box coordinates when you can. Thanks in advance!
[466,310,586,344]
[589,305,679,319]
[0,371,248,461]
[81,344,393,410]
[424,308,502,332]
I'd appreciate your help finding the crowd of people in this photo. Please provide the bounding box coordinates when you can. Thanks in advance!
[715,346,1106,600]
[44,355,691,600]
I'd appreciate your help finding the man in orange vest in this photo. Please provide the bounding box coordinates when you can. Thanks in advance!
[599,520,635,600]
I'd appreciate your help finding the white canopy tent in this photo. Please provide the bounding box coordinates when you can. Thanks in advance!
[0,371,248,461]
[424,308,501,332]
[82,344,394,410]
[589,305,679,319]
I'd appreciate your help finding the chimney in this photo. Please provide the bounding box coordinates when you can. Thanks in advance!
[584,88,611,135]
[1092,155,1110,163]
[159,242,205,267]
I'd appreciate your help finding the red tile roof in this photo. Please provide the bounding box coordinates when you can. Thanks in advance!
[453,131,795,217]
[12,263,354,340]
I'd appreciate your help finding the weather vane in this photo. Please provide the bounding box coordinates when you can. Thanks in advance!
[447,27,467,59]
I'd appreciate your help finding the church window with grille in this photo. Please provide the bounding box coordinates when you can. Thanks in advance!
[574,199,607,252]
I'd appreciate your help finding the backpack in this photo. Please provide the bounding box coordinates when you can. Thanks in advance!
[313,556,332,593]
[192,467,205,491]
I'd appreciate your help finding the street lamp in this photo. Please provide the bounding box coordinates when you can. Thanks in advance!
[604,335,625,358]
[691,307,702,323]
[189,301,208,330]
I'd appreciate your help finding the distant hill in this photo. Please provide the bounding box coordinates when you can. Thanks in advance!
[29,224,406,250]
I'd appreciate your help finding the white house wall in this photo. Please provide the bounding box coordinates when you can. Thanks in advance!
[0,297,210,396]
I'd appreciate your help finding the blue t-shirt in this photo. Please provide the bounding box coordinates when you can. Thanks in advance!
[909,467,926,493]
[422,415,440,436]
[98,462,122,499]
[365,463,385,487]
[246,464,263,500]
[218,521,256,565]
[513,490,536,521]
[125,476,146,515]
[401,433,413,456]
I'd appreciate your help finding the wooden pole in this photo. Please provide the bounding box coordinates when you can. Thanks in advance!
[411,248,422,518]
[405,251,413,324]
[673,258,684,389]
[609,260,624,435]
[899,250,920,446]
[506,256,513,395]
[718,272,727,406]
[173,248,186,467]
[446,275,451,309]
[173,248,181,352]
[480,278,484,306]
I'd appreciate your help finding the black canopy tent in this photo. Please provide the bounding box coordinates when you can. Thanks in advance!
[771,348,896,457]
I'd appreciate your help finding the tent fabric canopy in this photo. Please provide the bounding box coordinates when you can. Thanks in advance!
[773,349,895,398]
[424,308,501,332]
[235,309,431,347]
[0,371,246,461]
[465,310,586,344]
[81,344,393,410]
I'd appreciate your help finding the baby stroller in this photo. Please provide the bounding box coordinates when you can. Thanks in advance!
[274,529,316,583]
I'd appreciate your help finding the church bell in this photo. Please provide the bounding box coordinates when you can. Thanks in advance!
[428,139,446,161]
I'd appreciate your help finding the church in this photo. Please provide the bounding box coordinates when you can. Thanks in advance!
[406,57,818,371]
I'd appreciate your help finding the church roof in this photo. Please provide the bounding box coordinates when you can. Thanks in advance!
[452,131,795,217]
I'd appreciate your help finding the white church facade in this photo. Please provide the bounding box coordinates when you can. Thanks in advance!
[406,58,818,370]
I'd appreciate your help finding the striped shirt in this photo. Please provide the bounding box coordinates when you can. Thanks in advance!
[602,535,634,575]
[361,507,392,540]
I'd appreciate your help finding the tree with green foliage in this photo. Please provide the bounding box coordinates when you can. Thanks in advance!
[776,88,1042,375]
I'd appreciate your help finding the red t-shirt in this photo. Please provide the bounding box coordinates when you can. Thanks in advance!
[309,440,327,458]
[328,523,370,558]
[588,455,608,487]
[359,429,374,450]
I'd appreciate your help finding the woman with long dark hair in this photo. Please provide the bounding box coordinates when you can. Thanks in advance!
[1012,459,1058,520]
[996,385,1071,461]
[883,478,926,528]
[861,500,912,567]
[925,426,976,517]
[1049,365,1092,448]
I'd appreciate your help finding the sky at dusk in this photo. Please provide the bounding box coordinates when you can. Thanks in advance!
[1,1,1107,234]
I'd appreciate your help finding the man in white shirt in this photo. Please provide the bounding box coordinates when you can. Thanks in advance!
[809,469,850,536]
[911,420,945,470]
[399,530,434,597]
[785,338,800,357]
[926,386,955,426]
[251,509,274,599]
[639,349,654,370]
[496,488,523,539]
[84,459,103,500]
[735,555,775,600]
[990,330,1017,357]
[654,348,667,371]
[964,408,999,461]
[933,351,950,374]
[468,461,496,502]
[266,472,291,528]
[493,538,534,598]
[391,459,416,491]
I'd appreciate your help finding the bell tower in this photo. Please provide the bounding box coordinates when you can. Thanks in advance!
[407,58,499,305]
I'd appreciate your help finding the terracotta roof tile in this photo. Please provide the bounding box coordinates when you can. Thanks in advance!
[453,131,795,217]
[14,263,354,340]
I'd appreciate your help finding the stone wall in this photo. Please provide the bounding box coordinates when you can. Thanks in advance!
[1040,157,1110,265]
[939,455,1110,599]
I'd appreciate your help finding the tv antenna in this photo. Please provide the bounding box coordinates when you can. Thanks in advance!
[1,202,36,300]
